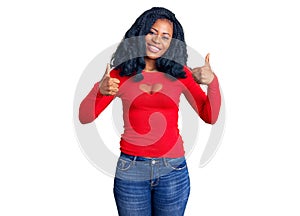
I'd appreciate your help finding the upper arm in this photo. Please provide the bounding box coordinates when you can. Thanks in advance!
[181,66,217,124]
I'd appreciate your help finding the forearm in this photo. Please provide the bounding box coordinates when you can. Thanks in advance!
[79,82,114,124]
[205,75,221,124]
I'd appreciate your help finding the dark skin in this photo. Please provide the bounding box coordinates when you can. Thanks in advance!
[99,19,215,95]
[144,19,173,71]
[192,53,215,85]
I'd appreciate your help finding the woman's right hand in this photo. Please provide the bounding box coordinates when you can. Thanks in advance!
[99,64,120,96]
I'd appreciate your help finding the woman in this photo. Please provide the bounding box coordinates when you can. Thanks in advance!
[79,7,221,216]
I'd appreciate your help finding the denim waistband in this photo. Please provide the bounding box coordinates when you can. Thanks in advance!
[120,152,185,161]
[120,152,157,161]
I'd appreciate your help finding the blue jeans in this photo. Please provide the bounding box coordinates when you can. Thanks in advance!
[113,153,190,216]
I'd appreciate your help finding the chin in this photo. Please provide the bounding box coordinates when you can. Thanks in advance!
[146,55,159,60]
[145,52,162,60]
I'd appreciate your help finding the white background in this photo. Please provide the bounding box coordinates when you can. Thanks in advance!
[1,0,300,215]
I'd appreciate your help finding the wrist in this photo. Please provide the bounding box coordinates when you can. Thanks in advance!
[207,73,215,85]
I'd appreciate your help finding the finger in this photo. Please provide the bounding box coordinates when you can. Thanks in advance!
[110,82,119,89]
[205,53,210,64]
[108,78,120,87]
[107,86,119,94]
[103,86,118,95]
[110,78,120,84]
[191,67,200,74]
[107,86,119,93]
[104,63,111,77]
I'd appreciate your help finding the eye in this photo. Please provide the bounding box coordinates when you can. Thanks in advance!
[148,30,156,35]
[162,36,170,40]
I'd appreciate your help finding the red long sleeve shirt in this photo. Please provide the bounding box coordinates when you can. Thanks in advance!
[79,66,221,158]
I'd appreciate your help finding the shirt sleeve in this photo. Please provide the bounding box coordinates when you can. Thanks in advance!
[78,81,115,124]
[78,69,122,124]
[181,66,221,124]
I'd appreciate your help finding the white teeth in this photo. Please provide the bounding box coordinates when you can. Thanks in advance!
[148,44,160,53]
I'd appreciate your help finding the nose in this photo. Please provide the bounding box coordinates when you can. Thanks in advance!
[151,35,161,44]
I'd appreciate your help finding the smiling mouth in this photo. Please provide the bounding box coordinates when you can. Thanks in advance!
[147,44,161,53]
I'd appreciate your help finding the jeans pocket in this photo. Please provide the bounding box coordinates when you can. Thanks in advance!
[167,158,187,171]
[116,157,134,171]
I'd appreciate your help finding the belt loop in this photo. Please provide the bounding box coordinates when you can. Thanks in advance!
[163,158,168,167]
[133,156,137,165]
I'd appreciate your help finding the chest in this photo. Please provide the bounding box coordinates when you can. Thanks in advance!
[117,75,183,110]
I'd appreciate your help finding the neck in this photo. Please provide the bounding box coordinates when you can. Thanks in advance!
[144,57,157,72]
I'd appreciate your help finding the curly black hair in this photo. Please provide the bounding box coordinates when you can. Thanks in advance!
[110,7,188,81]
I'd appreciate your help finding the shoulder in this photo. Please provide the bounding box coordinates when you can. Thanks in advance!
[178,65,194,83]
[183,65,193,77]
[109,68,121,79]
[109,68,129,84]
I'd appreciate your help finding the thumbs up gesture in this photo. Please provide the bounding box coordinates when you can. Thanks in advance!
[192,53,215,85]
[99,64,120,96]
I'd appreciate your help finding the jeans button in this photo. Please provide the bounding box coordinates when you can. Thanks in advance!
[151,160,155,165]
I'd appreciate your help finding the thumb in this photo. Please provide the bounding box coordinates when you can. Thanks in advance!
[104,63,112,77]
[205,53,210,65]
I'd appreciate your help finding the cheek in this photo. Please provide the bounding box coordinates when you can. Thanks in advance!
[162,41,171,50]
[145,35,150,42]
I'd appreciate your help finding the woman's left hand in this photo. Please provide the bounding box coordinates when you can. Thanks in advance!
[192,53,215,85]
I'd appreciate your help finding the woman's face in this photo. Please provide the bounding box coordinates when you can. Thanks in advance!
[145,19,173,59]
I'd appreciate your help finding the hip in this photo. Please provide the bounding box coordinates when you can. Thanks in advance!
[115,152,189,181]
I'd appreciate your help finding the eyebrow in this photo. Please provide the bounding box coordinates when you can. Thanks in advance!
[151,27,171,36]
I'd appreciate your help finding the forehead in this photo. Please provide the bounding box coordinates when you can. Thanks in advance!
[151,19,173,33]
